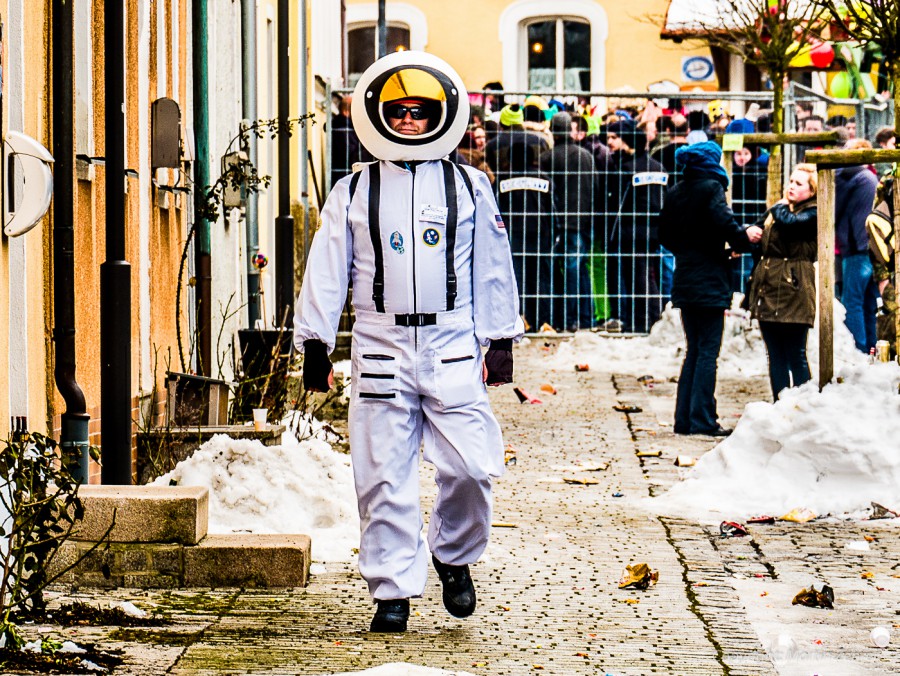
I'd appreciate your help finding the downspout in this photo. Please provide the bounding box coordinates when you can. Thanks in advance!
[299,0,309,271]
[192,0,212,372]
[51,0,89,482]
[100,0,133,484]
[241,0,260,327]
[274,0,294,325]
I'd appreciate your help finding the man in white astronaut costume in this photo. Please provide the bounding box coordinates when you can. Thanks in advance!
[293,51,523,632]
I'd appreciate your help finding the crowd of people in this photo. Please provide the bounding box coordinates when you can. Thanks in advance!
[329,88,897,405]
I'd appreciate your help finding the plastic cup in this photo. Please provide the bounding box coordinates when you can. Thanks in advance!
[252,408,268,431]
[871,626,890,648]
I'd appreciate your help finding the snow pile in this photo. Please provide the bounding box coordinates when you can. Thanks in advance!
[156,417,359,562]
[547,296,865,379]
[652,362,900,519]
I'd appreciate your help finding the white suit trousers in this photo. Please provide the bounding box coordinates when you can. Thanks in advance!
[349,313,505,601]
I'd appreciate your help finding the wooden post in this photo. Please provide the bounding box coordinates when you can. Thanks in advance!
[894,180,900,362]
[723,150,734,205]
[817,168,835,389]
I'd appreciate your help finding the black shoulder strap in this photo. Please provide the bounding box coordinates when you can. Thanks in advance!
[456,162,475,203]
[348,170,362,203]
[441,160,459,311]
[366,164,386,312]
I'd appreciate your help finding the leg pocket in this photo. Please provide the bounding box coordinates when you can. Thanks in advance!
[353,347,401,403]
[434,349,484,409]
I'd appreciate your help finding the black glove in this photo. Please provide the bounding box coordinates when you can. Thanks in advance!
[303,340,333,392]
[484,339,514,386]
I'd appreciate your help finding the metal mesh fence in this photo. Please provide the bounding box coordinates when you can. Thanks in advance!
[324,86,890,334]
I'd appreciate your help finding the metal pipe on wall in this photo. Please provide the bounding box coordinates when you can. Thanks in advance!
[241,0,260,327]
[192,0,212,373]
[101,0,133,484]
[51,0,90,482]
[299,0,310,271]
[274,0,294,325]
[377,0,386,59]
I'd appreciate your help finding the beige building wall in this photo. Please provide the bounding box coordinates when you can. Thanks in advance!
[1,0,52,439]
[344,0,711,95]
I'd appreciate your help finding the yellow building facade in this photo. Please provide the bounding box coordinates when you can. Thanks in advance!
[342,0,713,96]
[1,0,192,483]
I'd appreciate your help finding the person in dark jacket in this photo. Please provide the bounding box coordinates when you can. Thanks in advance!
[729,142,768,296]
[485,104,548,176]
[602,118,666,333]
[540,111,598,330]
[748,165,818,401]
[658,142,762,436]
[495,142,556,330]
[835,158,878,352]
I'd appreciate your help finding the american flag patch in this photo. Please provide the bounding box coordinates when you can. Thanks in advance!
[494,214,506,229]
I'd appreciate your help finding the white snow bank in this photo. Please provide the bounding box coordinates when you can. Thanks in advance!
[156,415,359,562]
[650,362,900,520]
[547,296,865,379]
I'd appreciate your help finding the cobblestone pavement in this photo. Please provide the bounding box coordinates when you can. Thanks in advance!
[20,339,900,675]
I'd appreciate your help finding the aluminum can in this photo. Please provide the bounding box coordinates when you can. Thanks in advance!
[875,340,891,363]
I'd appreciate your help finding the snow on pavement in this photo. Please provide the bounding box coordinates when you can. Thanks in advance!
[156,415,360,562]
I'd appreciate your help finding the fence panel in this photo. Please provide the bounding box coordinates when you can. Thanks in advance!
[323,88,881,333]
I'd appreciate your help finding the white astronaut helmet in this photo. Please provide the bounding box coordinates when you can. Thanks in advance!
[351,50,470,162]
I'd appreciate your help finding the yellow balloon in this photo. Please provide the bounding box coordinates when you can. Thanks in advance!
[829,71,853,99]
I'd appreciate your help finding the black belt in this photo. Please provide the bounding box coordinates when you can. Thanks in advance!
[394,313,437,327]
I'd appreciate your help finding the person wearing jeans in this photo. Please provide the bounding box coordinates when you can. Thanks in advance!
[657,141,762,436]
[748,165,819,401]
[835,156,878,353]
[558,229,595,331]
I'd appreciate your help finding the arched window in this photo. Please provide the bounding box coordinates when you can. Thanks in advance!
[345,3,428,88]
[499,0,608,93]
[347,25,411,88]
[525,18,591,92]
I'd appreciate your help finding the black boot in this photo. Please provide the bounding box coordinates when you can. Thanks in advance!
[432,556,476,618]
[369,599,409,633]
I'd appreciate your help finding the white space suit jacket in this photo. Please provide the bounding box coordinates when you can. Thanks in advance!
[294,159,524,352]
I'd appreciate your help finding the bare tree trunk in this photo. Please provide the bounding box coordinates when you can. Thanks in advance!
[766,77,785,206]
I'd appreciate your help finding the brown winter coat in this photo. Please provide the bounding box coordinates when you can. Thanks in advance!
[748,198,818,327]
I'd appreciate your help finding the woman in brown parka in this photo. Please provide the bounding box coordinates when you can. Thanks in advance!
[748,164,818,401]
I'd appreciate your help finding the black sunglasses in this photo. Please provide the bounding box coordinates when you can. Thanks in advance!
[385,104,430,120]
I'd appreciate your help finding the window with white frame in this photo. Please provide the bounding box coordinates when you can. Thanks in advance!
[347,24,411,88]
[499,0,607,93]
[526,18,591,92]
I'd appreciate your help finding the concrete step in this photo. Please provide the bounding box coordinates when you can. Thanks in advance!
[184,534,311,588]
[74,485,209,545]
[51,534,311,589]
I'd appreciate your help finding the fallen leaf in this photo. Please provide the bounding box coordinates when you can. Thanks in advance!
[861,571,875,580]
[613,404,642,413]
[780,507,817,523]
[618,563,659,590]
[623,598,640,605]
[563,477,599,485]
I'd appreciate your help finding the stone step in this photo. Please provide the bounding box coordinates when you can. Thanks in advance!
[50,534,311,589]
[74,485,209,545]
[184,534,311,588]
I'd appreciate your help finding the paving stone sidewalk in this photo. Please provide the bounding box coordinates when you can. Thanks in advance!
[19,339,900,675]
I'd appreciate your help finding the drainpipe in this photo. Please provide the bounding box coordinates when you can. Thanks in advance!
[51,0,89,482]
[192,0,212,372]
[299,0,310,271]
[377,0,386,59]
[274,0,294,326]
[101,0,133,484]
[241,0,260,327]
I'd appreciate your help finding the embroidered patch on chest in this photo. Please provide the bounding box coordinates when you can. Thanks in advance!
[422,228,441,247]
[494,214,506,229]
[389,231,405,254]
